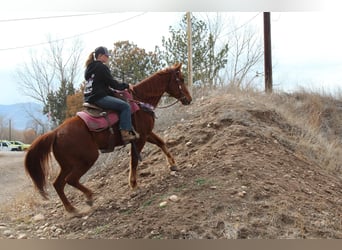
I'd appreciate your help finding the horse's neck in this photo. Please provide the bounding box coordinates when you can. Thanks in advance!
[133,74,168,107]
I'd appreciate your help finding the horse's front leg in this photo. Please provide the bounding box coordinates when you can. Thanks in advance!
[129,140,145,189]
[147,132,178,171]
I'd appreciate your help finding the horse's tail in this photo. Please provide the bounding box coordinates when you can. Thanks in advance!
[24,130,56,199]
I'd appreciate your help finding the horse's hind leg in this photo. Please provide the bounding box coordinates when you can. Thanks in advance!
[147,132,178,171]
[54,152,98,212]
[65,170,94,206]
[65,150,99,206]
[53,169,76,213]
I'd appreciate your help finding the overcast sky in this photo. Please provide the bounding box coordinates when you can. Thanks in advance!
[1,1,342,105]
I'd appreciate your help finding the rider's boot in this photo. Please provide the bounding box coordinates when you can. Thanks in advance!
[121,130,139,144]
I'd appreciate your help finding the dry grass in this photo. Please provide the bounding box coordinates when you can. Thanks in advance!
[193,84,342,174]
[268,89,342,172]
[157,83,342,174]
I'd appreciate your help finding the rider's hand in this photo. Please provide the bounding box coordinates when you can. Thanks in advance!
[128,84,134,92]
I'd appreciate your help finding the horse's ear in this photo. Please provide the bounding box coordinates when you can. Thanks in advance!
[174,62,182,70]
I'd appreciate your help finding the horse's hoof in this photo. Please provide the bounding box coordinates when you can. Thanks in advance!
[170,165,178,171]
[130,182,137,189]
[86,199,93,207]
[65,205,77,213]
[66,208,82,218]
[39,191,49,200]
[66,206,91,218]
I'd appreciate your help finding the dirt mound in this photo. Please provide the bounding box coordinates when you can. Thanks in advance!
[1,90,341,239]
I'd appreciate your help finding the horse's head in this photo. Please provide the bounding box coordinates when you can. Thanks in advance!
[166,63,192,105]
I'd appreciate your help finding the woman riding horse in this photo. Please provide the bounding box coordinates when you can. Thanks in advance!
[25,63,192,213]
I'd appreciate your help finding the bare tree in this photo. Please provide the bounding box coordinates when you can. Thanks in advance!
[16,37,83,128]
[171,13,263,91]
[224,16,263,87]
[23,104,48,134]
[198,13,263,88]
[17,51,55,106]
[49,36,83,86]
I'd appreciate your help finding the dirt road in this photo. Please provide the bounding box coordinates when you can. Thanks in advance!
[0,152,30,203]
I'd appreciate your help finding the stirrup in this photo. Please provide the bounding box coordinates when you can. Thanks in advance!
[121,130,138,145]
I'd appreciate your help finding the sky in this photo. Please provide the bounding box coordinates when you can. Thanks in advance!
[1,0,342,105]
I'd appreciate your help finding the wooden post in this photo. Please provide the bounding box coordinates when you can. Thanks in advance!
[263,12,273,93]
[9,119,12,141]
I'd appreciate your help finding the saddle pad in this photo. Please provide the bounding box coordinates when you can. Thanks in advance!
[76,98,140,132]
[77,112,119,132]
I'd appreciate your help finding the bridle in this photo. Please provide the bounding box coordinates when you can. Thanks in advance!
[130,68,189,109]
[155,69,189,109]
[165,69,189,105]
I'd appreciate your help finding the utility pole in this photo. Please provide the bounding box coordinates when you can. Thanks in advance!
[263,12,273,93]
[9,119,11,140]
[186,12,193,95]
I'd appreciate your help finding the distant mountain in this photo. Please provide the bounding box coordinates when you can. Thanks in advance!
[0,102,47,130]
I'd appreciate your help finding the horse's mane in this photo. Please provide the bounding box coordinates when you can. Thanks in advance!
[132,63,181,106]
[136,63,181,86]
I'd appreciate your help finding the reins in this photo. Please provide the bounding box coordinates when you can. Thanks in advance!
[156,99,179,109]
[129,91,179,109]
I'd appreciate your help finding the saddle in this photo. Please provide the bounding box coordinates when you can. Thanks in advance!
[76,90,140,153]
[76,90,140,132]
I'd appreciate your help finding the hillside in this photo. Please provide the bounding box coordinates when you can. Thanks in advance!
[0,88,342,239]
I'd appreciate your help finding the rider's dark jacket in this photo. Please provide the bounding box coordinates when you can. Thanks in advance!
[84,60,129,103]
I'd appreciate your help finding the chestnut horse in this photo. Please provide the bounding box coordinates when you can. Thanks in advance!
[25,63,192,213]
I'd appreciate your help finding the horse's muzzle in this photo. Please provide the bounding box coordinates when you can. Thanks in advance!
[180,96,192,105]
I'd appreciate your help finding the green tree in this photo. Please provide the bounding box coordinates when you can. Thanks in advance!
[161,14,229,87]
[109,41,165,84]
[44,81,75,127]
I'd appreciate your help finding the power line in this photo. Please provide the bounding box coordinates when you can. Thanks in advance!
[220,12,261,38]
[191,13,261,43]
[0,12,147,51]
[0,12,106,23]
